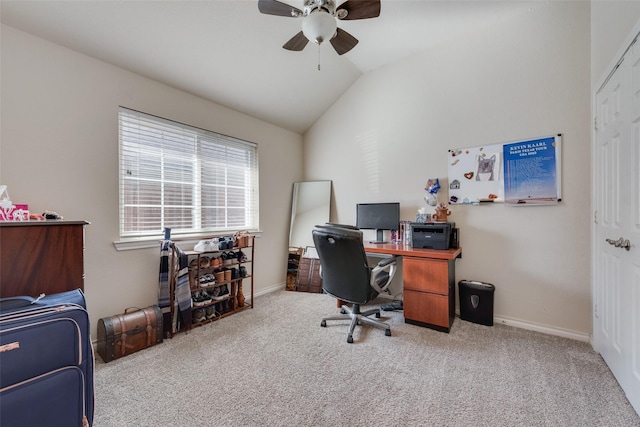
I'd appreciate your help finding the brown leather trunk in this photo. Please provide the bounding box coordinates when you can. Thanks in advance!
[96,305,163,363]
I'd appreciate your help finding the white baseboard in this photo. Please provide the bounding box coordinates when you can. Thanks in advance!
[485,313,590,342]
[251,282,286,299]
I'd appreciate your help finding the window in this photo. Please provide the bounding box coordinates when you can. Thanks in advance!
[118,107,258,238]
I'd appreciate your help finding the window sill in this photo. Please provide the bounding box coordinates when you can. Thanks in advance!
[113,230,262,251]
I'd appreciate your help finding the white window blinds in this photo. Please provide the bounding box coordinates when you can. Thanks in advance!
[118,107,258,238]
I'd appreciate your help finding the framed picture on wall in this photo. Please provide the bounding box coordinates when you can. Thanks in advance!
[447,134,561,206]
[503,134,561,205]
[447,143,503,204]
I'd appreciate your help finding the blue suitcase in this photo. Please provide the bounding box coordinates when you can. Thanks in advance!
[0,289,95,427]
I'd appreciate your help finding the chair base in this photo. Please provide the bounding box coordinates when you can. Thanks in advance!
[321,303,391,343]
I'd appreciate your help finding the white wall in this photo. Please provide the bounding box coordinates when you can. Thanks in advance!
[0,25,303,336]
[304,1,591,336]
[591,0,640,87]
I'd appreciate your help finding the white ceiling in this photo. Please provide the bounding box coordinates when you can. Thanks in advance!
[0,0,542,134]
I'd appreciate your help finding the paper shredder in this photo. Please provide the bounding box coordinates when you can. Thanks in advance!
[458,280,495,326]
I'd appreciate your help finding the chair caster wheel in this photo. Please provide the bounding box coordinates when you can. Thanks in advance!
[321,320,327,327]
[340,308,346,314]
[347,336,354,343]
[385,329,391,337]
[375,312,381,318]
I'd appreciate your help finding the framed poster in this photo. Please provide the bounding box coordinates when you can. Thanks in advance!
[503,135,561,205]
[447,134,562,206]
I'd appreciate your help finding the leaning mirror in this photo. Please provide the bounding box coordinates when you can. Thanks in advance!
[287,181,331,291]
[289,181,331,248]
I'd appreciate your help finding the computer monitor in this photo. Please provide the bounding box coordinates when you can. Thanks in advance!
[356,202,400,244]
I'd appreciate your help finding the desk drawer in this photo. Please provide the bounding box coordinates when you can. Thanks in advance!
[403,257,450,294]
[403,290,451,329]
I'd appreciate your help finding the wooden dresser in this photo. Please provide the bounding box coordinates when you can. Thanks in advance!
[0,220,89,298]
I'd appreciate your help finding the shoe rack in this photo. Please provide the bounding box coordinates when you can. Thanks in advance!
[168,235,254,336]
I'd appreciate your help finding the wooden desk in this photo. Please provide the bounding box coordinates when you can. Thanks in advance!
[364,242,462,333]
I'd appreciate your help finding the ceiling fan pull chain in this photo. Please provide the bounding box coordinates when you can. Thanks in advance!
[318,44,321,71]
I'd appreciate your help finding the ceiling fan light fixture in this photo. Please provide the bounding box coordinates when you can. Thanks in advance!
[301,11,337,45]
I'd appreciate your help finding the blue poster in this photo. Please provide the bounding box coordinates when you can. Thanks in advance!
[503,136,560,205]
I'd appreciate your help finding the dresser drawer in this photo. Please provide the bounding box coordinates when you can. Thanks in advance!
[402,257,450,294]
[403,289,451,329]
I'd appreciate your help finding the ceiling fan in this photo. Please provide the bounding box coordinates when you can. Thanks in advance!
[258,0,381,56]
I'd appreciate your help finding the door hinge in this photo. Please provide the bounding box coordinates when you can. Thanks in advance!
[594,210,598,224]
[594,117,598,132]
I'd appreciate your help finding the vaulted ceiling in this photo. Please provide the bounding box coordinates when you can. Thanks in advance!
[1,0,541,134]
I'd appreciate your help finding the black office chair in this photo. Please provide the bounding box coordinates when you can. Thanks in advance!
[312,224,398,343]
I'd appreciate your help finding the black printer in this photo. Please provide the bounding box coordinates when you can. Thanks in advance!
[410,222,458,250]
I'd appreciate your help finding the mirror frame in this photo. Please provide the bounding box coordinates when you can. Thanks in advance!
[288,180,332,249]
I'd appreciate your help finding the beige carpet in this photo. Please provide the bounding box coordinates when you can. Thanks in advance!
[93,290,640,426]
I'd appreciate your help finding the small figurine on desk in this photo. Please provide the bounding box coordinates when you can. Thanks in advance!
[432,202,451,222]
[424,178,440,207]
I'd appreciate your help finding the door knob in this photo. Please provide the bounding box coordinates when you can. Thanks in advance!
[605,237,632,251]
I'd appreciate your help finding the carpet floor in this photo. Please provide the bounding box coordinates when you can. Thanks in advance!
[93,289,640,426]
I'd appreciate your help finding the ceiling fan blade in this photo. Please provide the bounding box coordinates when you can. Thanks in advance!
[330,28,358,55]
[337,0,381,20]
[258,0,303,17]
[283,31,309,51]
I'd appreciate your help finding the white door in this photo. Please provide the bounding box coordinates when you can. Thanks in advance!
[594,36,640,415]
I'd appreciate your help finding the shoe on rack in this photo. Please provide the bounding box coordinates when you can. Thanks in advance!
[199,256,211,269]
[237,250,248,262]
[239,266,247,278]
[194,241,208,252]
[221,300,230,313]
[200,291,212,305]
[231,268,239,280]
[213,270,224,283]
[223,252,234,266]
[192,291,209,307]
[192,308,206,323]
[202,274,215,287]
[215,302,223,313]
[191,293,201,307]
[198,275,209,288]
[209,286,225,302]
[219,284,230,297]
[205,306,217,320]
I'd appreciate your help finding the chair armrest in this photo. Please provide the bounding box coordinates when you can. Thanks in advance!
[370,255,398,294]
[376,256,397,269]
